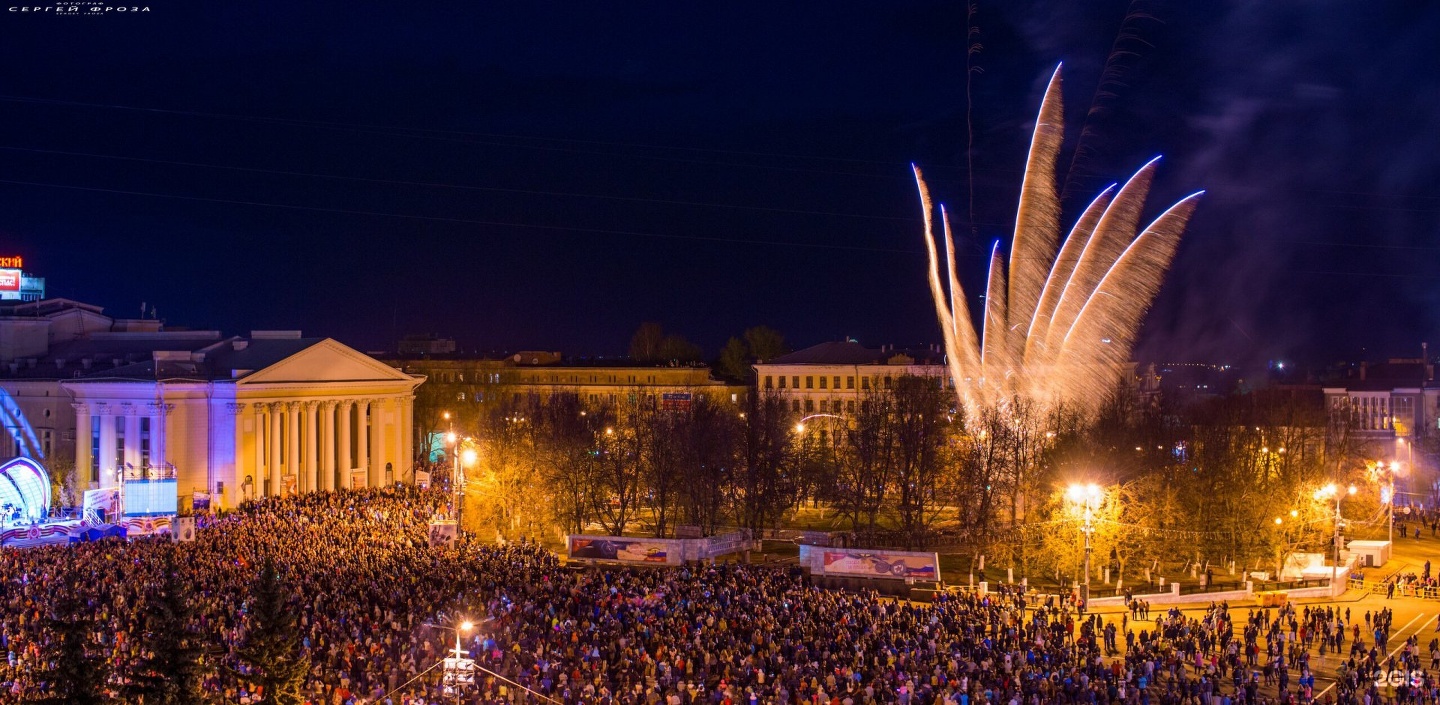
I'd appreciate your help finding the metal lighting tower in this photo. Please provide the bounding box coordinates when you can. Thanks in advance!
[440,620,476,704]
[1066,483,1104,610]
[1315,483,1356,587]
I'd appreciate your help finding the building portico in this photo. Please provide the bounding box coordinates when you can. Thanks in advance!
[63,333,424,510]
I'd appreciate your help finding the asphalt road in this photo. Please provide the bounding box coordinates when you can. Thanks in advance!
[1084,530,1440,700]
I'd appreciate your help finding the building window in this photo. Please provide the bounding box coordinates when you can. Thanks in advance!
[40,429,52,459]
[819,376,828,389]
[114,417,125,471]
[140,417,151,468]
[90,417,100,481]
[846,400,855,413]
[778,376,786,389]
[884,376,894,389]
[805,376,814,389]
[833,376,840,389]
[804,399,814,412]
[792,376,800,388]
[791,399,800,412]
[846,376,854,389]
[764,376,773,389]
[861,377,870,390]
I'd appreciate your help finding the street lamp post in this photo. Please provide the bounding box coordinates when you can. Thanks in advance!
[1065,483,1104,611]
[1315,483,1357,587]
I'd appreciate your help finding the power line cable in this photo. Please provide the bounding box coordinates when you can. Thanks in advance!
[0,145,945,224]
[0,177,920,254]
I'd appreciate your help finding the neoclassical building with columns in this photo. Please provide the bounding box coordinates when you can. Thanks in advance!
[61,332,424,509]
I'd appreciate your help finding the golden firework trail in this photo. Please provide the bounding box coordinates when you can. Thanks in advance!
[916,65,1203,416]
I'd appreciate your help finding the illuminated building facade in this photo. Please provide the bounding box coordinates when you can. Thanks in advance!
[1323,358,1440,440]
[387,353,744,408]
[752,341,952,417]
[0,299,423,510]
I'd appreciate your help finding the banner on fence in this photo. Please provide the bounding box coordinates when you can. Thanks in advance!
[416,471,431,489]
[350,469,368,490]
[819,549,940,580]
[567,536,676,564]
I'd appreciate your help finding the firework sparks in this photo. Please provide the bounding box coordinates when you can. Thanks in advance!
[916,65,1202,416]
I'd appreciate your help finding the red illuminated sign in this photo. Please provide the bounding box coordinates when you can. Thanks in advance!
[0,269,19,291]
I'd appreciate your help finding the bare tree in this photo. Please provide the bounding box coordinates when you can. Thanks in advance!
[471,397,542,540]
[733,391,797,535]
[890,375,954,549]
[532,392,608,535]
[676,394,738,535]
[834,387,895,536]
[592,397,646,536]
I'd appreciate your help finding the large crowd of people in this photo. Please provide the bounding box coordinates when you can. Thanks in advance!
[0,486,1436,704]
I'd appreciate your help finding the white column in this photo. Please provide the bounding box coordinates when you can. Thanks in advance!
[228,402,247,508]
[321,401,336,492]
[268,403,282,497]
[304,401,319,494]
[251,405,265,502]
[148,405,172,471]
[390,397,404,482]
[285,402,300,496]
[400,396,414,482]
[148,403,167,470]
[124,410,141,472]
[98,407,116,488]
[73,404,93,490]
[338,401,353,489]
[369,398,385,487]
[355,400,370,488]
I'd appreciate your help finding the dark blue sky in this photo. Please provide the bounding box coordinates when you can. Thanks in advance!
[3,1,1438,367]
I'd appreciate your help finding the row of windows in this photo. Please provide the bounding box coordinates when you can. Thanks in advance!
[768,375,865,390]
[764,373,955,391]
[431,371,685,385]
[86,416,151,482]
[789,399,856,414]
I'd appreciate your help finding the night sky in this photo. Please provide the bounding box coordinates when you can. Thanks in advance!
[4,2,1438,370]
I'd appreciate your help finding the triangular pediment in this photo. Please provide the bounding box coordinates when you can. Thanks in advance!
[238,339,416,385]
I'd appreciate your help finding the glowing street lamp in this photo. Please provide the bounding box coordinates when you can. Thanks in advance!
[1313,483,1356,586]
[1064,482,1104,610]
[1375,460,1406,544]
[432,619,478,704]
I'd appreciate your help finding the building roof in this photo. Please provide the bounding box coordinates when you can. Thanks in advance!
[764,341,946,366]
[1,333,224,380]
[67,337,327,383]
[0,298,103,318]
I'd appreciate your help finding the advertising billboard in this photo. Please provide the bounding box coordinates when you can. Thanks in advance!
[820,550,940,580]
[0,269,19,292]
[568,536,673,564]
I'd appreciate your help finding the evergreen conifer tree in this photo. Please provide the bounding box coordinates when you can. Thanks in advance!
[32,589,110,705]
[124,551,208,704]
[230,558,310,705]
